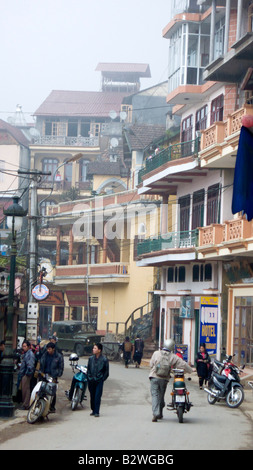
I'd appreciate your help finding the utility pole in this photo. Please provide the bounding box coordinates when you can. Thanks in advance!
[18,169,51,341]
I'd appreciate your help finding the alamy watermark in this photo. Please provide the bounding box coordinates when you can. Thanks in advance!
[71,197,180,241]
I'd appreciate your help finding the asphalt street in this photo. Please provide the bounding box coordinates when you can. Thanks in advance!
[0,356,252,451]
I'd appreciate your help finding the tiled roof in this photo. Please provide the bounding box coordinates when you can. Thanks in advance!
[124,124,166,151]
[34,90,130,117]
[0,119,30,147]
[96,63,151,77]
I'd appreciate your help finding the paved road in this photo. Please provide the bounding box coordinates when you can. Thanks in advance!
[0,358,252,451]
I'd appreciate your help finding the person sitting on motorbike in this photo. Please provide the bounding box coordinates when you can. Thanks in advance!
[39,342,64,412]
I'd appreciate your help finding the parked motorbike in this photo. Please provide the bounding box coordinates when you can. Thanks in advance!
[27,372,57,424]
[204,355,245,408]
[167,368,193,423]
[66,353,88,410]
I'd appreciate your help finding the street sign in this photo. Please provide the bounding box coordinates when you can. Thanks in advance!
[200,296,218,356]
[32,283,50,301]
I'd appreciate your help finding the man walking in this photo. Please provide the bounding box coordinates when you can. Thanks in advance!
[149,338,192,422]
[87,343,109,417]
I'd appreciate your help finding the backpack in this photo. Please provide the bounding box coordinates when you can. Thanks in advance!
[155,351,171,378]
[124,341,132,352]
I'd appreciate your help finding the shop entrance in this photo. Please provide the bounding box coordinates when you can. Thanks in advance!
[234,296,253,366]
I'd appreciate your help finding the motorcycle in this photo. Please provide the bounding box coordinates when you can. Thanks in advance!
[27,372,57,424]
[66,353,88,410]
[167,368,193,423]
[204,355,245,408]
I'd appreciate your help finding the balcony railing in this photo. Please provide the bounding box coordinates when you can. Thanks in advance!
[137,229,198,256]
[138,137,199,185]
[198,217,253,247]
[201,104,253,151]
[55,262,129,278]
[32,135,99,147]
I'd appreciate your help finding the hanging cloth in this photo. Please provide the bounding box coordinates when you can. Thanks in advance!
[232,126,253,221]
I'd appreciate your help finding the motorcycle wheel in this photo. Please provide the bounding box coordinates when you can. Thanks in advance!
[27,398,46,424]
[177,406,184,423]
[71,387,82,410]
[207,386,218,405]
[226,386,244,408]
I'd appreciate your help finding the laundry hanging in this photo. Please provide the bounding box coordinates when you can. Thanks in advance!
[232,125,253,221]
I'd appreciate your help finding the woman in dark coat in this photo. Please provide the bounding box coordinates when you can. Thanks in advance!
[195,343,211,389]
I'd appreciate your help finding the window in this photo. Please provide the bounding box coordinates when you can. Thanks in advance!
[204,264,212,281]
[79,160,89,182]
[207,184,220,225]
[167,266,185,283]
[178,266,186,282]
[211,94,224,125]
[192,263,212,281]
[42,158,59,181]
[44,119,66,136]
[167,267,174,283]
[192,189,205,229]
[67,119,78,137]
[196,106,207,131]
[179,195,190,233]
[214,16,225,59]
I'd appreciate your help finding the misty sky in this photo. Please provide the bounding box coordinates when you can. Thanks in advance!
[0,0,170,123]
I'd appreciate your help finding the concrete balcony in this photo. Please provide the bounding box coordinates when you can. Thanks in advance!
[31,135,99,147]
[198,217,253,259]
[136,230,198,266]
[54,262,130,285]
[199,104,253,168]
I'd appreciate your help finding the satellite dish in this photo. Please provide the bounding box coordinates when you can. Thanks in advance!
[110,138,119,148]
[120,111,127,121]
[109,110,117,120]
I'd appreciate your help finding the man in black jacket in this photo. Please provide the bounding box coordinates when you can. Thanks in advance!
[87,343,109,417]
[39,342,64,412]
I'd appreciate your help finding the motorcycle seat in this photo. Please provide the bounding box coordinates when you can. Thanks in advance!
[213,372,227,382]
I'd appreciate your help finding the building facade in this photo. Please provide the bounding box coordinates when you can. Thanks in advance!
[137,0,253,366]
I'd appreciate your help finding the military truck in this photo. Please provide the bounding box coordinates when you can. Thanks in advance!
[51,320,104,356]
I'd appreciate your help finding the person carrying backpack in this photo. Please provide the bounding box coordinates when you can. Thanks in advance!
[122,336,133,368]
[149,339,192,422]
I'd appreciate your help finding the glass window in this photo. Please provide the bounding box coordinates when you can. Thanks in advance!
[178,266,186,282]
[42,158,59,181]
[79,160,89,182]
[167,267,174,283]
[207,184,221,225]
[193,264,199,282]
[204,264,212,281]
[211,94,224,125]
[192,189,205,229]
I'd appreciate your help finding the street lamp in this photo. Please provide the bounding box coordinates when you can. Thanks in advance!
[0,196,27,417]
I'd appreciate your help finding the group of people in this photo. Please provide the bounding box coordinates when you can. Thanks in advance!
[121,335,144,368]
[10,329,211,421]
[17,335,64,411]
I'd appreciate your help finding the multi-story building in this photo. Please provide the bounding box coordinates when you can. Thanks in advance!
[29,64,173,338]
[136,0,253,366]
